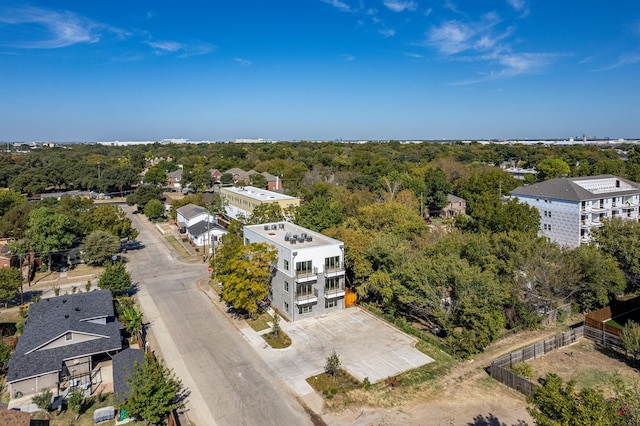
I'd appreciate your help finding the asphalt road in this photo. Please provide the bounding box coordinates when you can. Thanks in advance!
[124,206,313,426]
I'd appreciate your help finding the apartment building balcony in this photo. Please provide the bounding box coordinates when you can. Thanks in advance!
[324,286,346,299]
[590,204,606,212]
[295,267,318,283]
[590,220,604,228]
[324,264,345,278]
[580,220,591,228]
[295,288,318,305]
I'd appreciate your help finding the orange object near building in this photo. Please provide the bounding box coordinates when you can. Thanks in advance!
[345,289,357,307]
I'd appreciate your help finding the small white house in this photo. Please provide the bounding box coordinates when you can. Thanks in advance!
[176,204,214,233]
[186,220,226,248]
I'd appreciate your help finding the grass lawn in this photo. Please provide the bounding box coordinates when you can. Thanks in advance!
[165,235,191,258]
[307,370,362,400]
[68,264,103,278]
[247,311,273,332]
[33,270,60,284]
[606,318,624,329]
[262,330,291,348]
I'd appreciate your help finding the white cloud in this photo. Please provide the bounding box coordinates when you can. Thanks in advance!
[146,39,214,58]
[0,7,101,48]
[341,54,355,61]
[379,28,396,37]
[234,57,252,66]
[505,0,529,17]
[146,40,182,52]
[404,52,423,58]
[597,53,640,71]
[427,20,475,54]
[383,0,418,13]
[319,0,351,12]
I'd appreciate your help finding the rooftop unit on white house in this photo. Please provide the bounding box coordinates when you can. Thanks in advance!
[511,175,640,247]
[243,222,345,322]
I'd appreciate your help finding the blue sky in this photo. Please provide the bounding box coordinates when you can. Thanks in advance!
[1,1,639,142]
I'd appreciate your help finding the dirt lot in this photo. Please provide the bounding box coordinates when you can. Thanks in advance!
[528,339,637,396]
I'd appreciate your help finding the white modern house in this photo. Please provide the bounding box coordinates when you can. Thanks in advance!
[221,186,300,221]
[511,175,640,247]
[243,222,345,322]
[176,204,213,230]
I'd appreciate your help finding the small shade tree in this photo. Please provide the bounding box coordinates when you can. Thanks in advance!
[81,230,121,266]
[118,354,183,426]
[0,267,21,308]
[621,320,640,366]
[98,261,132,295]
[325,350,341,382]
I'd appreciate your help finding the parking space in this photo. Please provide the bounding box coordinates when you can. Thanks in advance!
[264,308,434,386]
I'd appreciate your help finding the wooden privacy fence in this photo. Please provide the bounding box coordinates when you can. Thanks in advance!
[583,325,623,351]
[585,296,640,337]
[489,326,584,396]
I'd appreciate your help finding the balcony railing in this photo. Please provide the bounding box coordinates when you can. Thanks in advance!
[324,264,345,278]
[295,267,318,283]
[295,288,318,305]
[324,286,346,299]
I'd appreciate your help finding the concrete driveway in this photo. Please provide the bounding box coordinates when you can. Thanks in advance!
[247,308,434,401]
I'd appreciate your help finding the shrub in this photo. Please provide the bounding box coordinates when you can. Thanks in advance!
[509,361,534,379]
[363,377,372,390]
[32,389,53,409]
[53,286,60,296]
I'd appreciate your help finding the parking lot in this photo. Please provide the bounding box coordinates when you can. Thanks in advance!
[254,308,434,396]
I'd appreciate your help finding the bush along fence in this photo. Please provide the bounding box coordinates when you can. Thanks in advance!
[489,326,584,396]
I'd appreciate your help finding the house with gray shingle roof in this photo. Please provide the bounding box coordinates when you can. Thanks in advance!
[511,175,640,247]
[175,203,213,233]
[6,289,122,399]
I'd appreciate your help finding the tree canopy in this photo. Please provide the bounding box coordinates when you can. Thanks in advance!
[118,353,183,425]
[219,242,277,317]
[98,261,132,295]
[81,231,121,266]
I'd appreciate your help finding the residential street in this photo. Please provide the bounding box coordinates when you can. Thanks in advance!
[123,204,313,426]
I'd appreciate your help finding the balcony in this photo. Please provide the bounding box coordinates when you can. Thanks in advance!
[324,264,345,278]
[295,288,318,305]
[325,286,346,299]
[295,267,318,283]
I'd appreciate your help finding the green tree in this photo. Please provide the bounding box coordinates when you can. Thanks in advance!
[527,373,624,426]
[57,195,94,218]
[536,158,571,181]
[66,389,84,420]
[246,203,284,225]
[98,261,132,295]
[121,304,144,337]
[118,354,183,425]
[612,375,640,426]
[126,185,163,211]
[593,218,640,290]
[296,197,344,232]
[220,242,277,318]
[83,204,138,240]
[81,230,121,266]
[621,321,640,365]
[249,172,268,188]
[26,207,79,270]
[0,189,26,217]
[144,166,168,186]
[0,266,21,307]
[567,244,626,311]
[143,199,165,220]
[423,167,453,212]
[0,340,11,372]
[271,313,281,338]
[325,350,341,381]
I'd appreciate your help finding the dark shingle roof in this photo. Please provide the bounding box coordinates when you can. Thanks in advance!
[6,290,122,383]
[176,204,207,220]
[112,348,145,404]
[187,220,225,238]
[511,175,640,202]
